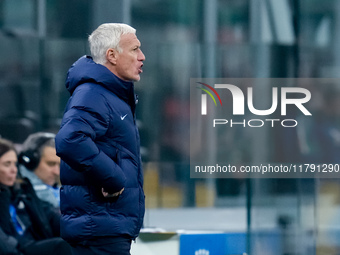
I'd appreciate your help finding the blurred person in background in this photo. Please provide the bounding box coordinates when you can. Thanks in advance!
[18,132,60,209]
[0,138,72,255]
[55,23,145,255]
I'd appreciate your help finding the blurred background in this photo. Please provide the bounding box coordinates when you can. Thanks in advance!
[1,0,340,254]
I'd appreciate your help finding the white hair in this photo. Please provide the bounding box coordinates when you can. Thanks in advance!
[88,23,136,65]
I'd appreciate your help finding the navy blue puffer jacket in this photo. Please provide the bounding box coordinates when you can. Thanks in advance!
[55,56,145,243]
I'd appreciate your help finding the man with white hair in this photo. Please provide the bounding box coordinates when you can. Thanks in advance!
[55,23,145,255]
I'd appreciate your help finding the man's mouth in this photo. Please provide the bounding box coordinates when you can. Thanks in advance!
[138,64,143,74]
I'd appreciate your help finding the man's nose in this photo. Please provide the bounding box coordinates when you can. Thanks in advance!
[139,50,145,61]
[52,165,60,176]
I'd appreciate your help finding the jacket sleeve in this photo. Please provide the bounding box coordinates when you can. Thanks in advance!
[55,88,126,193]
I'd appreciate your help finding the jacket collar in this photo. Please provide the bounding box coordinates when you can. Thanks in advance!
[66,56,135,107]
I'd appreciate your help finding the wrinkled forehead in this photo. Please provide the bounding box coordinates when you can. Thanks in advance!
[119,33,141,48]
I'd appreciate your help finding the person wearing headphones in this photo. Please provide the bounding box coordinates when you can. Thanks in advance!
[0,137,72,255]
[18,132,60,209]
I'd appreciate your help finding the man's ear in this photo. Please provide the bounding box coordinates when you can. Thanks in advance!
[106,48,118,65]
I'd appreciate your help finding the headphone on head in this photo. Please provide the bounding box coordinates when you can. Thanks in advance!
[18,133,56,171]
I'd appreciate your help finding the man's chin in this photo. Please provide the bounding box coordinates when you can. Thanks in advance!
[132,75,141,82]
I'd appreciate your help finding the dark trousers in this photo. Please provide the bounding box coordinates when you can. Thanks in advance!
[70,238,132,255]
[22,237,73,255]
